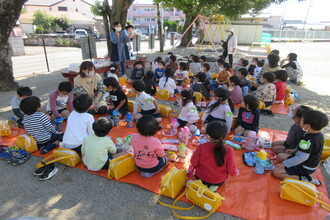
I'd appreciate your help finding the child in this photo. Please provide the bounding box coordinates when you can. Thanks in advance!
[159,68,177,96]
[107,64,119,81]
[237,68,251,96]
[167,55,178,71]
[154,61,166,82]
[129,61,145,83]
[201,87,234,134]
[10,86,32,126]
[191,121,238,191]
[280,53,303,85]
[229,75,243,104]
[216,62,231,87]
[254,59,264,81]
[200,56,207,65]
[234,58,248,74]
[82,118,117,171]
[177,90,199,131]
[202,63,212,81]
[274,70,288,103]
[272,110,329,186]
[256,54,280,85]
[174,62,189,86]
[46,81,74,120]
[187,54,195,69]
[165,52,173,65]
[192,72,211,101]
[248,58,258,75]
[211,58,223,74]
[62,94,94,156]
[131,115,167,177]
[103,77,128,118]
[132,80,162,123]
[151,57,162,72]
[234,94,260,135]
[272,105,312,155]
[189,56,201,75]
[256,72,276,115]
[143,71,157,96]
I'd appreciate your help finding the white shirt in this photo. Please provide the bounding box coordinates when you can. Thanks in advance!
[134,91,155,114]
[107,72,119,81]
[159,77,176,94]
[63,111,94,149]
[254,67,262,80]
[46,95,69,111]
[178,102,199,124]
[174,70,188,80]
[151,61,159,72]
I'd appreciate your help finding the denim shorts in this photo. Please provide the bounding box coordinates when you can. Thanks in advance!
[137,157,166,172]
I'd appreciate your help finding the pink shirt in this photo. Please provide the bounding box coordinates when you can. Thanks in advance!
[230,85,243,104]
[131,134,165,168]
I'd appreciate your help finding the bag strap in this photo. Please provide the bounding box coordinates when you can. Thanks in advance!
[158,187,194,210]
[285,182,330,211]
[8,120,20,137]
[35,154,76,168]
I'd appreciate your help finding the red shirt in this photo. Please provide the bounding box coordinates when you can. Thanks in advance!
[190,142,237,184]
[274,81,285,101]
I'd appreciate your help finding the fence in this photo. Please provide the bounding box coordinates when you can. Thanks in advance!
[262,29,330,42]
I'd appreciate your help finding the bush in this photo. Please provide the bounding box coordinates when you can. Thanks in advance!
[55,38,70,47]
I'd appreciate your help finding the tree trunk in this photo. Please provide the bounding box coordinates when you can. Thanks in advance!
[0,0,27,91]
[179,13,196,47]
[156,3,164,52]
[110,0,134,30]
[103,0,111,57]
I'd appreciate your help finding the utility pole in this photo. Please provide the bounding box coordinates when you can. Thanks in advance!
[303,0,313,30]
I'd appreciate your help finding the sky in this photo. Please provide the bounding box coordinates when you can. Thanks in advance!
[131,0,330,23]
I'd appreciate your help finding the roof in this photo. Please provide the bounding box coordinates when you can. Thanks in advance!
[25,0,64,6]
[19,11,95,25]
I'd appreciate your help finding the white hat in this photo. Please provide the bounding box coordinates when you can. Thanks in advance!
[226,28,234,33]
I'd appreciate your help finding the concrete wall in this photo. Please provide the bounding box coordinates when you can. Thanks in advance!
[9,37,25,56]
[203,23,263,44]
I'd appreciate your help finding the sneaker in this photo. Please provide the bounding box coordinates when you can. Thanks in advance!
[300,176,321,186]
[39,166,59,181]
[34,163,54,176]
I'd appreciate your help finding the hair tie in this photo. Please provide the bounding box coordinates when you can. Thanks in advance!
[110,67,116,70]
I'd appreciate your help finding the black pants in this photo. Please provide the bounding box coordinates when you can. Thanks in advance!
[222,49,233,68]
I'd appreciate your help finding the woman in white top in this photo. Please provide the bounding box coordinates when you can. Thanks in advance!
[222,28,237,68]
[159,68,177,97]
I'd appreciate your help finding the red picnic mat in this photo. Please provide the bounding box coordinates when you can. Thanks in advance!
[0,121,329,220]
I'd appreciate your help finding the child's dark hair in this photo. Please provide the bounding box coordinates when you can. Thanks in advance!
[125,24,134,30]
[206,121,228,166]
[113,21,120,31]
[270,49,280,56]
[134,60,143,67]
[263,72,276,83]
[20,96,40,115]
[58,81,73,93]
[167,52,173,56]
[145,70,154,79]
[229,75,240,85]
[257,59,265,67]
[154,57,162,62]
[294,105,312,118]
[79,61,95,77]
[164,68,174,87]
[158,61,166,67]
[252,57,258,63]
[241,59,249,67]
[179,62,188,71]
[217,59,225,65]
[93,118,113,137]
[132,80,146,92]
[200,56,207,62]
[203,63,210,71]
[17,87,32,97]
[288,53,297,61]
[243,94,259,111]
[195,72,206,82]
[218,55,224,60]
[170,55,177,62]
[275,70,288,82]
[192,56,200,63]
[190,54,195,58]
[302,110,329,131]
[73,94,92,113]
[267,54,279,68]
[181,89,194,107]
[103,77,121,90]
[222,62,230,70]
[109,63,118,73]
[208,87,234,113]
[137,114,159,136]
[238,68,248,77]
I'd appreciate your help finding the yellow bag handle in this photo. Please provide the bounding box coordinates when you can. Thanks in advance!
[35,153,76,168]
[157,187,194,210]
[284,182,330,212]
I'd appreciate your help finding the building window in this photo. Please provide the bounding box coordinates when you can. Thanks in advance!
[151,18,155,21]
[49,7,52,11]
[58,6,68,11]
[133,17,137,21]
[133,8,136,11]
[76,8,78,12]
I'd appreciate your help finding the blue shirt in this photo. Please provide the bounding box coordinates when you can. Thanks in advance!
[110,31,130,61]
[154,68,165,80]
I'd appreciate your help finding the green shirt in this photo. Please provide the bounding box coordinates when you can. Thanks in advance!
[81,134,116,171]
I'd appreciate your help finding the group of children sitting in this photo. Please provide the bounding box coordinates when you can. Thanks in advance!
[8,50,328,191]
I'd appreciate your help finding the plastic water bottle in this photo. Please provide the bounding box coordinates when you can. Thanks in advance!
[112,110,120,127]
[254,159,265,174]
[177,143,187,162]
[54,117,64,131]
[125,113,133,128]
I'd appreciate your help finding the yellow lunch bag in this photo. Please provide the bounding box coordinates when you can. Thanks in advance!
[193,92,205,103]
[159,167,187,199]
[128,100,135,112]
[156,89,170,100]
[118,77,128,86]
[280,178,330,211]
[35,148,81,168]
[321,139,330,161]
[108,153,136,180]
[284,93,295,105]
[258,100,265,109]
[15,134,38,153]
[0,120,19,137]
[159,104,175,118]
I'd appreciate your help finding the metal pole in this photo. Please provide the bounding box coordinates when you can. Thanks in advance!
[42,38,50,72]
[87,35,92,60]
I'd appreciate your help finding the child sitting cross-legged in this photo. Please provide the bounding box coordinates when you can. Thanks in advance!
[191,121,238,191]
[154,61,166,83]
[256,72,276,115]
[174,62,189,87]
[159,68,177,97]
[132,115,167,178]
[82,118,117,171]
[129,61,145,83]
[272,105,312,155]
[132,80,162,124]
[177,89,200,132]
[46,81,74,121]
[189,56,201,76]
[10,86,33,126]
[143,71,157,96]
[234,94,260,136]
[229,75,243,104]
[103,77,128,118]
[192,72,211,101]
[272,110,329,186]
[274,70,288,104]
[216,62,231,88]
[107,64,119,81]
[62,94,94,156]
[237,68,251,96]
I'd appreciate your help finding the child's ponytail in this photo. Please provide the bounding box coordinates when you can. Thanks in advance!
[214,140,226,166]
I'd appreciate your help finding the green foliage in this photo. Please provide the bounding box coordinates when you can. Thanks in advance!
[54,16,70,31]
[55,38,70,47]
[91,0,104,16]
[32,10,54,33]
[163,19,180,32]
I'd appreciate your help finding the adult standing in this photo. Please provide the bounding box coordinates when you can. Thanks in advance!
[110,22,131,76]
[221,28,237,68]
